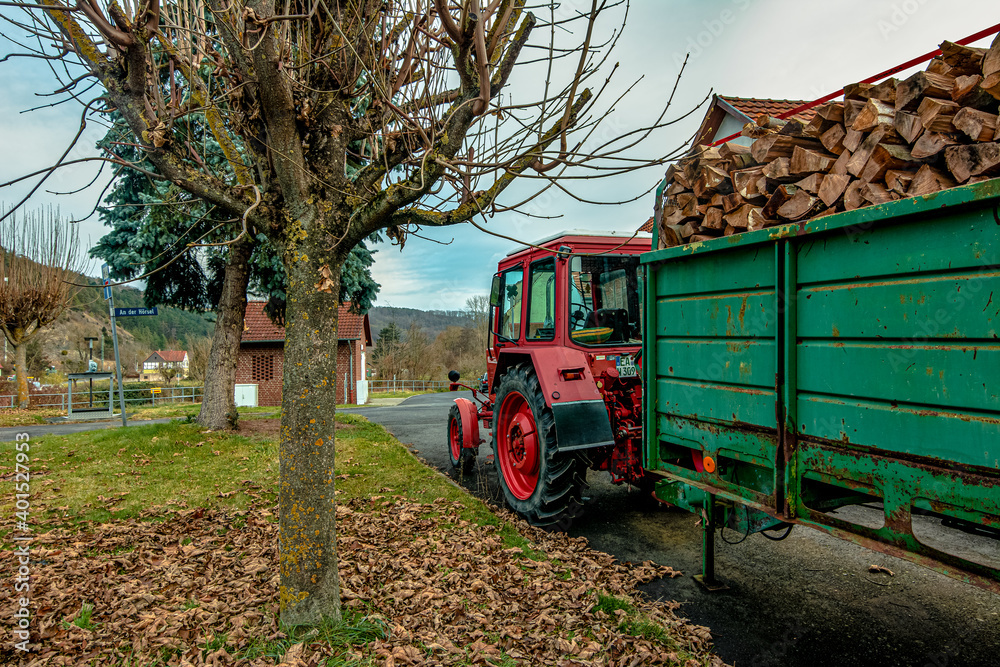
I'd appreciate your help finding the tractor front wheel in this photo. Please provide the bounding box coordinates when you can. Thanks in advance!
[447,404,476,473]
[493,364,586,528]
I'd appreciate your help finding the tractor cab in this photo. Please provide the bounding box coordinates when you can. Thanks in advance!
[447,230,651,528]
[487,231,647,388]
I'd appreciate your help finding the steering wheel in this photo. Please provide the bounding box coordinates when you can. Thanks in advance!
[570,302,593,328]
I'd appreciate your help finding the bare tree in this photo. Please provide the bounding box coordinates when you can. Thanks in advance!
[465,294,490,355]
[0,0,695,624]
[0,209,84,408]
[158,362,180,385]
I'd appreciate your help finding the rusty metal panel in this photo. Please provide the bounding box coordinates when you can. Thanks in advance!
[655,340,776,387]
[797,273,999,340]
[644,178,1000,591]
[798,342,1000,412]
[655,291,777,338]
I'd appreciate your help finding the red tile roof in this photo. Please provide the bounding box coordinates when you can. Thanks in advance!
[154,350,188,363]
[242,301,372,345]
[718,96,816,123]
[639,216,654,233]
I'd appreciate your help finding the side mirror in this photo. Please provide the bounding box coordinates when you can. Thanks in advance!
[489,274,502,307]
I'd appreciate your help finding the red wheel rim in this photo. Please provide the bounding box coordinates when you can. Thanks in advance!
[497,391,539,500]
[449,416,462,463]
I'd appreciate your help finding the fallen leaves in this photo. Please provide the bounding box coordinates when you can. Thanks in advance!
[0,498,727,666]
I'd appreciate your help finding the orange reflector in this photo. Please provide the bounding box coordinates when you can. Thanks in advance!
[703,456,717,473]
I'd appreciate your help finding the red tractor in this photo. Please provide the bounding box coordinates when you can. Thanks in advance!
[448,231,651,527]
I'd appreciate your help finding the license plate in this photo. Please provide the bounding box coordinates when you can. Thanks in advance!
[616,356,638,377]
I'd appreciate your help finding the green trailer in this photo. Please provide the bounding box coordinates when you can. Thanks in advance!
[642,178,1000,592]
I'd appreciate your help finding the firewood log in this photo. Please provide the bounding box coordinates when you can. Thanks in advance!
[731,167,767,200]
[861,182,893,205]
[818,173,851,207]
[859,144,923,184]
[724,203,767,231]
[853,98,896,132]
[790,145,837,175]
[896,71,955,110]
[815,102,846,123]
[794,173,824,195]
[751,134,824,163]
[820,124,847,154]
[907,164,956,196]
[843,180,866,211]
[703,207,725,230]
[762,157,793,181]
[981,34,1000,100]
[844,99,867,126]
[843,128,864,152]
[939,41,986,77]
[951,74,998,110]
[831,149,852,176]
[885,169,916,194]
[893,111,924,144]
[952,107,998,142]
[945,142,1000,182]
[721,192,744,213]
[762,184,795,219]
[847,128,886,177]
[776,189,822,220]
[917,97,960,131]
[910,132,959,159]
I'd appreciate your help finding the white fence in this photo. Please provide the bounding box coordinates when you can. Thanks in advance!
[0,385,203,410]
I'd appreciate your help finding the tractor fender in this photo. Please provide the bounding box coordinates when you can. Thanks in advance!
[495,348,615,452]
[452,397,481,451]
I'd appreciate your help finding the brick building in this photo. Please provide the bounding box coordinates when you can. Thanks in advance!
[237,301,372,406]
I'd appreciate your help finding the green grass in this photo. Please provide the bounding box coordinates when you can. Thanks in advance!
[68,602,97,630]
[1,420,280,528]
[236,610,387,665]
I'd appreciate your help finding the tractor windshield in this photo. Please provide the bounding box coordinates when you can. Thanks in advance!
[568,255,642,346]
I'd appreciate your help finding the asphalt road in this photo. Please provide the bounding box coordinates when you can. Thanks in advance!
[350,391,1000,667]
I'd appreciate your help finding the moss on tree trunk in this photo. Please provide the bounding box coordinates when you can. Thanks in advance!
[277,226,343,625]
[197,237,254,430]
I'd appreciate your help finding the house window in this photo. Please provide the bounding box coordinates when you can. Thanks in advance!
[251,354,274,382]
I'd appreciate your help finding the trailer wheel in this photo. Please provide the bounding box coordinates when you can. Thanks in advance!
[493,363,586,528]
[447,404,476,473]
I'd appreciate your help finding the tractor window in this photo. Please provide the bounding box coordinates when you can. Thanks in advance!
[496,265,524,341]
[526,259,556,340]
[568,255,642,346]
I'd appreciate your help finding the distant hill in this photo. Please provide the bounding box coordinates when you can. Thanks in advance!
[74,281,215,349]
[368,306,472,341]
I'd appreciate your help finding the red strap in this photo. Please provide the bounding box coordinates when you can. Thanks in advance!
[708,23,1000,147]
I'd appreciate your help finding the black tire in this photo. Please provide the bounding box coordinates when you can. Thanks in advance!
[447,404,476,474]
[492,363,587,528]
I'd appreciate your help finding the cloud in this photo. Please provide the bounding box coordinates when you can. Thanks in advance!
[2,1,998,309]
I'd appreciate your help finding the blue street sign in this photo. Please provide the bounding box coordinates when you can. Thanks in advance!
[103,281,112,300]
[113,307,158,317]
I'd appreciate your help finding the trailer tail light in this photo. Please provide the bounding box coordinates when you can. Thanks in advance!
[560,367,585,381]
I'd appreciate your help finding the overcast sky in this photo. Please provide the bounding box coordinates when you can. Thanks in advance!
[1,1,997,311]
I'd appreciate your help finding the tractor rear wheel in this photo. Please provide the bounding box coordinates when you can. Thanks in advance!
[447,404,476,473]
[493,363,586,527]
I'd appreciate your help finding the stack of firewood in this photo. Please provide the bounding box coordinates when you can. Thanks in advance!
[657,37,1000,248]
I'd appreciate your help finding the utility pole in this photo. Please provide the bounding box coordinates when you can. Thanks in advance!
[102,265,127,427]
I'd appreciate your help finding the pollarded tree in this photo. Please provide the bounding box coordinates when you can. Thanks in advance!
[91,122,380,429]
[0,209,84,407]
[1,0,694,624]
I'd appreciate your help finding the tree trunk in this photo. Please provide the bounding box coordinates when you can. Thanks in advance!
[278,229,343,626]
[14,341,28,409]
[197,237,254,430]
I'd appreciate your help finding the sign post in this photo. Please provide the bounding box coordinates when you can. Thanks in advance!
[103,264,128,427]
